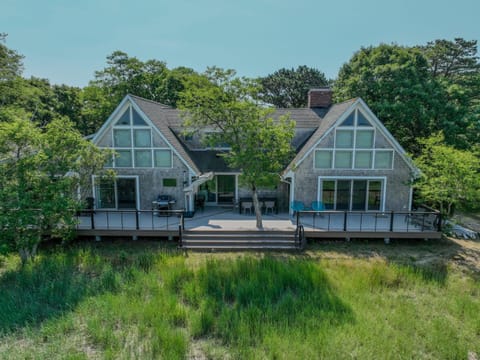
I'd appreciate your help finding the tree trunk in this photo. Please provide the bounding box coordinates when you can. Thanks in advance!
[18,248,30,267]
[252,186,263,229]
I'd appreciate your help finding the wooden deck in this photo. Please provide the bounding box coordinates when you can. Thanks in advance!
[75,208,442,240]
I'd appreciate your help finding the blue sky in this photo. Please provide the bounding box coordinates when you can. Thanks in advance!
[2,0,479,87]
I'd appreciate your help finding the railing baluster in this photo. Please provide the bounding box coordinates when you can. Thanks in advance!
[360,213,363,231]
[106,210,110,229]
[389,211,394,232]
[91,210,95,230]
[343,211,347,231]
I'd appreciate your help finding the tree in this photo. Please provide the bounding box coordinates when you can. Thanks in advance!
[179,68,295,228]
[257,65,329,107]
[335,44,440,155]
[0,33,23,81]
[0,110,109,265]
[413,133,480,217]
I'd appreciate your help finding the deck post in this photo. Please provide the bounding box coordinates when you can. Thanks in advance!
[437,212,442,232]
[135,210,140,230]
[389,211,394,231]
[343,211,347,231]
[90,210,95,230]
[296,211,300,228]
[384,237,390,244]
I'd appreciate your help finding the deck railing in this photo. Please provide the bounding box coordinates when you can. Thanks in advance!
[295,210,442,233]
[75,209,185,231]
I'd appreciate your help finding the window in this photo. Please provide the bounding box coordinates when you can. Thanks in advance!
[108,104,173,169]
[115,150,132,167]
[355,151,372,169]
[134,129,151,147]
[356,130,374,148]
[314,108,395,170]
[336,130,353,148]
[315,150,332,169]
[155,149,172,167]
[114,129,131,147]
[116,109,130,126]
[132,108,147,125]
[163,178,177,187]
[375,151,393,169]
[335,151,352,168]
[319,178,384,211]
[134,150,152,167]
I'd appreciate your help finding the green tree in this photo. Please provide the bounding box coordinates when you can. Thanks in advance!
[413,133,480,217]
[0,110,109,264]
[180,68,295,228]
[0,33,23,81]
[257,65,329,107]
[335,44,440,155]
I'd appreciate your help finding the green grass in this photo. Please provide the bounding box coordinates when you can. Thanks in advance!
[0,240,479,359]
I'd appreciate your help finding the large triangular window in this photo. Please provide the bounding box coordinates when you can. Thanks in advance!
[116,108,130,126]
[132,108,147,125]
[357,110,372,126]
[340,112,355,126]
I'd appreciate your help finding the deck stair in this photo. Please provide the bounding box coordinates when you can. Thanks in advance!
[180,230,298,250]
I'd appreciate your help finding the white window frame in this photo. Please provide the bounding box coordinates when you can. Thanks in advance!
[317,176,387,212]
[92,175,140,210]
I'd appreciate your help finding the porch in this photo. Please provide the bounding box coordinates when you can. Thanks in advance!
[75,207,441,240]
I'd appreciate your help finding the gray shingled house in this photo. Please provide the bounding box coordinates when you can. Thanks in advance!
[89,88,416,214]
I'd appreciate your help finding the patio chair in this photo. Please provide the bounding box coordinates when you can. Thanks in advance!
[264,201,275,215]
[291,201,305,216]
[311,201,325,217]
[242,201,253,215]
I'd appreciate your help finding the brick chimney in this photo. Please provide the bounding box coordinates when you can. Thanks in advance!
[308,88,333,108]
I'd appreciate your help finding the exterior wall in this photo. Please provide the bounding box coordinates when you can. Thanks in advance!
[292,130,412,211]
[109,154,189,210]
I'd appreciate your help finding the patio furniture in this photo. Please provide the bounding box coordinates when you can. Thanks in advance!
[291,201,305,215]
[264,200,276,215]
[311,201,325,217]
[242,201,253,215]
[153,195,176,216]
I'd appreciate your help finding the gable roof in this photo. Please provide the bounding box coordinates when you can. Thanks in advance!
[94,94,416,177]
[127,95,201,174]
[282,98,358,175]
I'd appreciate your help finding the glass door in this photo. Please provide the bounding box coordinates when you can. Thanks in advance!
[95,178,115,209]
[217,175,235,204]
[117,178,137,209]
[198,178,217,204]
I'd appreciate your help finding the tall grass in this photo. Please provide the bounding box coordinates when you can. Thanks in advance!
[0,242,479,359]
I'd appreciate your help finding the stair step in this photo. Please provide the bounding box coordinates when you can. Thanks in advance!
[181,245,298,250]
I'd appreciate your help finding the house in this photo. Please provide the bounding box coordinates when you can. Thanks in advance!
[89,88,416,214]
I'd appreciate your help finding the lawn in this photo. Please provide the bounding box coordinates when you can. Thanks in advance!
[0,238,479,359]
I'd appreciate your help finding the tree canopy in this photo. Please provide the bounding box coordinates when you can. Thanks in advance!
[335,39,480,154]
[179,68,295,228]
[257,65,329,107]
[0,110,109,264]
[413,133,480,216]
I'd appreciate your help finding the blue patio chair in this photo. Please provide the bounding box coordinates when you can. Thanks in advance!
[291,201,305,216]
[311,201,325,217]
[311,201,325,211]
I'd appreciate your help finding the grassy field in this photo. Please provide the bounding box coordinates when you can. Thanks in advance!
[0,237,479,359]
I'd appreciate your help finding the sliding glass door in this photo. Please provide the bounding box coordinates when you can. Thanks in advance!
[319,178,383,211]
[95,177,138,209]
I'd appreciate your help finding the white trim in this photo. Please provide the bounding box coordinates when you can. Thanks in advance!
[289,174,295,215]
[317,176,387,212]
[408,185,413,211]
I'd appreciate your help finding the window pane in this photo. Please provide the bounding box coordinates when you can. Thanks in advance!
[132,108,147,125]
[340,112,354,126]
[352,180,367,210]
[334,151,352,168]
[114,129,131,147]
[115,150,132,167]
[357,110,371,126]
[368,181,382,210]
[336,180,351,210]
[95,178,115,209]
[336,130,353,148]
[115,108,130,125]
[135,150,152,167]
[154,149,172,167]
[356,130,374,148]
[134,129,151,147]
[355,151,372,169]
[375,151,393,169]
[315,150,332,168]
[322,180,335,210]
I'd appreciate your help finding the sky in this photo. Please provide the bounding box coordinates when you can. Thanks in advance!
[2,0,479,88]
